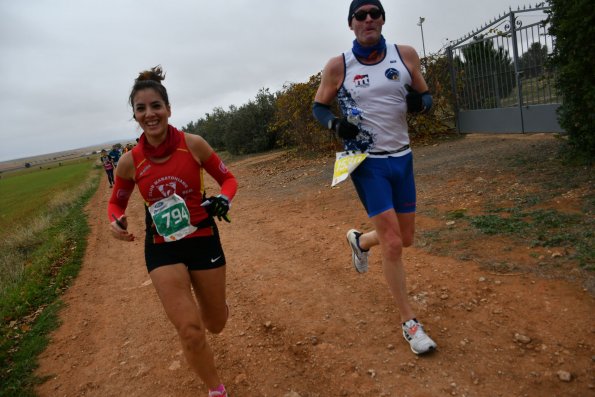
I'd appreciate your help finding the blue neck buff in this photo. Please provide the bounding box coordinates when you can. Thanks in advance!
[352,35,386,60]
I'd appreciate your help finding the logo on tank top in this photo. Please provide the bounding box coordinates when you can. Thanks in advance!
[138,163,151,178]
[157,181,177,197]
[353,74,370,87]
[385,68,400,81]
[148,176,192,199]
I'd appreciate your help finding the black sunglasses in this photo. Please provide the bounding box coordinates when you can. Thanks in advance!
[352,8,383,22]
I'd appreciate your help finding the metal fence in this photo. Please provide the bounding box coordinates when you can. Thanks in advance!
[447,4,563,133]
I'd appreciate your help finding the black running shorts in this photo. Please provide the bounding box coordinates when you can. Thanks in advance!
[144,231,226,273]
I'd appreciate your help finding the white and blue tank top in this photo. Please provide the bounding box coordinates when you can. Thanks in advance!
[337,43,412,155]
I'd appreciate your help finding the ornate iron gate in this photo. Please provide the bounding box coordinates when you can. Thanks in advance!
[447,4,563,133]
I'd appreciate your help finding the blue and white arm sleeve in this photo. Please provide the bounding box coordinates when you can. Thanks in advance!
[421,92,433,113]
[312,102,337,130]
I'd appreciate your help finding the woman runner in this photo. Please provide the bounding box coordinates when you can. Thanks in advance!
[108,66,237,397]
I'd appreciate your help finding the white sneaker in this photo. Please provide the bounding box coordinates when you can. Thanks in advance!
[402,319,437,355]
[346,229,369,273]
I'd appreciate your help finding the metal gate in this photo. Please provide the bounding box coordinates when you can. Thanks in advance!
[446,4,563,133]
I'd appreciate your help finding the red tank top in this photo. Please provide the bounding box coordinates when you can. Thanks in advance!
[131,132,212,243]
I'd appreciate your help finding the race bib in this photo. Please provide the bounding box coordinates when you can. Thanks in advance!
[148,194,197,242]
[331,151,368,187]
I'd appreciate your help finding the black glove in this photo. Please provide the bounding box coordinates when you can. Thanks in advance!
[332,118,360,139]
[405,84,431,114]
[201,194,231,222]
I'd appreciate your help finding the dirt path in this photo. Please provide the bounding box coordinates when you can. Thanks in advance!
[36,134,594,397]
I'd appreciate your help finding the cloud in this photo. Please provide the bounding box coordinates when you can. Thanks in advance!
[0,0,526,161]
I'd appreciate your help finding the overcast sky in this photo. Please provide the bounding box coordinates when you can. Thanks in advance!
[0,0,533,161]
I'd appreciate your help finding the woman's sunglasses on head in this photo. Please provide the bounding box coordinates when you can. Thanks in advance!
[353,8,382,22]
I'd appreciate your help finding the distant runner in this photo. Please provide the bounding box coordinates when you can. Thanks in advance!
[108,145,121,167]
[99,150,114,187]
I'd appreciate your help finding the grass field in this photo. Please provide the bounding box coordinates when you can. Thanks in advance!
[498,75,560,107]
[0,158,97,240]
[0,161,99,396]
[460,74,561,109]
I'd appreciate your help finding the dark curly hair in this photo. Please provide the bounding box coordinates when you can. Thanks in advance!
[129,65,170,116]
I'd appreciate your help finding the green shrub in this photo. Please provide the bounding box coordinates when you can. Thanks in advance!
[548,0,595,163]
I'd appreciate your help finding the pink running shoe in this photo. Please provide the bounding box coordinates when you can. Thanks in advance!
[208,384,227,397]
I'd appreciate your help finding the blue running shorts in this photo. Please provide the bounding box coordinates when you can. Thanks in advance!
[350,152,416,217]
